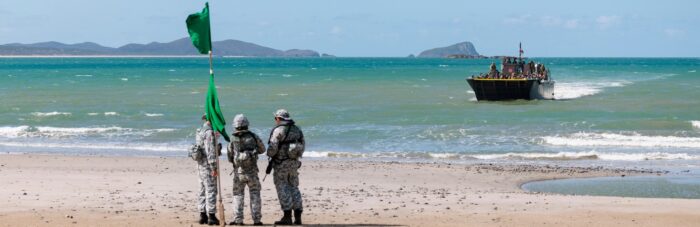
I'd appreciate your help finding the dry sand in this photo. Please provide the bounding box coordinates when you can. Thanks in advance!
[0,154,697,227]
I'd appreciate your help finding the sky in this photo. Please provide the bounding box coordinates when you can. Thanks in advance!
[0,0,698,57]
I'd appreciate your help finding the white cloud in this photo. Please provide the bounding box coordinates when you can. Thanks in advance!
[330,26,342,35]
[540,16,562,26]
[664,28,685,38]
[504,15,579,30]
[564,19,579,29]
[596,15,621,29]
[502,14,531,25]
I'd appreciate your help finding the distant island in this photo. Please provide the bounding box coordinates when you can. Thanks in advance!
[417,41,491,59]
[0,38,332,57]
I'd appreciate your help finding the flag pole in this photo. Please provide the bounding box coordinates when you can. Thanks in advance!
[207,3,225,226]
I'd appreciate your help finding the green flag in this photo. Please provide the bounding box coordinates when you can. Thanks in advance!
[206,73,230,142]
[186,3,212,54]
[188,3,230,142]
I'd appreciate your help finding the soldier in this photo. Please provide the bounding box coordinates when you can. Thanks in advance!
[227,114,265,226]
[267,109,305,225]
[196,114,221,225]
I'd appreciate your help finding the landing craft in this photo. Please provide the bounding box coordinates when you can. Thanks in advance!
[466,43,555,101]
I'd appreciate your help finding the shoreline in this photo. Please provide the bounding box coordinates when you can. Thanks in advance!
[1,154,698,226]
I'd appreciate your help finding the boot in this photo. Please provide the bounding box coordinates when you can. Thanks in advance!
[229,221,243,225]
[198,212,208,225]
[208,213,220,226]
[274,210,293,225]
[293,209,303,225]
[253,221,264,226]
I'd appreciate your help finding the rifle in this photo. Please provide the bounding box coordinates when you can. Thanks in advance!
[215,143,225,226]
[263,158,273,181]
[263,125,290,182]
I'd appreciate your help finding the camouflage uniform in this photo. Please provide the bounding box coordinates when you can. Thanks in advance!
[196,123,218,214]
[267,116,305,212]
[227,114,265,224]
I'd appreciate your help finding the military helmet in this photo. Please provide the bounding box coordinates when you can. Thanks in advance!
[274,109,291,120]
[233,114,249,129]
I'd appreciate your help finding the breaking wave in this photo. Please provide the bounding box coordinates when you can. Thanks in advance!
[31,112,71,117]
[0,141,183,152]
[692,121,700,129]
[303,151,700,161]
[0,126,176,138]
[542,132,700,148]
[145,113,164,117]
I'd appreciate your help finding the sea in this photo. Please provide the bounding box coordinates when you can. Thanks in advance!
[1,57,699,170]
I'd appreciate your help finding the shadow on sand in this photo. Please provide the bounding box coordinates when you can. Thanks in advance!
[295,225,403,227]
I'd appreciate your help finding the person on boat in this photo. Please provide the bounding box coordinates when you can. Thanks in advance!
[488,63,499,78]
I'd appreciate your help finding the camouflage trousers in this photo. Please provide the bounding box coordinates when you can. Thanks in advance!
[273,162,303,211]
[197,165,218,213]
[232,172,262,223]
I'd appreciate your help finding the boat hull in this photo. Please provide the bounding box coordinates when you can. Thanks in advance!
[466,78,555,101]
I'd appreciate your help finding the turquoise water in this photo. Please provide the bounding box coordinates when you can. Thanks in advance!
[522,175,700,199]
[1,57,699,163]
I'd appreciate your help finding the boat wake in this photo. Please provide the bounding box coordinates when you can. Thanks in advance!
[554,81,630,100]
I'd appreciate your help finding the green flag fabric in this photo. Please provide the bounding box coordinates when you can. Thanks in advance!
[186,3,212,54]
[206,73,230,142]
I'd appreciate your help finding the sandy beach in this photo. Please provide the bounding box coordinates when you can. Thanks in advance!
[0,154,696,227]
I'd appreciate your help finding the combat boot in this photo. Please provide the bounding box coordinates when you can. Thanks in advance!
[208,213,220,225]
[293,209,303,225]
[198,212,208,224]
[253,221,264,226]
[274,210,293,225]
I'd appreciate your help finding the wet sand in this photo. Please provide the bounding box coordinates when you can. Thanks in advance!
[0,154,698,226]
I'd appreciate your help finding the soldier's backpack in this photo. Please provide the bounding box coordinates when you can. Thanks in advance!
[188,143,204,161]
[233,131,259,169]
[269,124,305,159]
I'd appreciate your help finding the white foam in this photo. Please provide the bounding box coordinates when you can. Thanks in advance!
[277,93,289,96]
[473,151,700,161]
[294,150,700,161]
[0,141,183,152]
[689,70,696,73]
[104,112,119,116]
[0,126,176,138]
[543,132,700,148]
[121,78,128,81]
[87,113,99,116]
[31,112,71,117]
[75,74,93,77]
[554,81,631,100]
[282,74,294,78]
[145,113,164,117]
[303,151,366,158]
[691,121,700,129]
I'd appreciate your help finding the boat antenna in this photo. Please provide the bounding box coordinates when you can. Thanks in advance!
[519,42,523,61]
